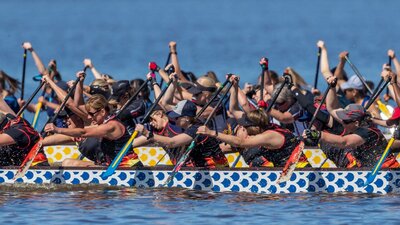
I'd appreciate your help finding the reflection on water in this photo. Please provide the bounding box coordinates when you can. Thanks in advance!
[1,184,399,224]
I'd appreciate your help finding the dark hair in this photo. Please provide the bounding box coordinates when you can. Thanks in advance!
[130,79,150,101]
[0,70,20,94]
[181,70,197,83]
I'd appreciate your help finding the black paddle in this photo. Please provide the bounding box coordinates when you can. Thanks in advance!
[16,81,45,117]
[163,77,236,186]
[160,52,172,87]
[194,73,233,120]
[14,67,89,180]
[101,77,174,179]
[40,67,88,134]
[115,77,151,119]
[313,47,322,89]
[21,49,27,100]
[260,57,268,102]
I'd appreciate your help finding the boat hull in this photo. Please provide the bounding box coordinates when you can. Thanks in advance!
[3,167,400,194]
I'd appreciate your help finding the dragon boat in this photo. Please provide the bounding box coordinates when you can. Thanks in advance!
[1,145,399,194]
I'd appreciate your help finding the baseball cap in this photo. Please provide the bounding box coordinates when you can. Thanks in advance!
[340,75,364,91]
[388,107,400,121]
[336,104,366,122]
[167,100,197,118]
[110,80,130,101]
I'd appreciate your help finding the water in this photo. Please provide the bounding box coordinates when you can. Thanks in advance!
[0,184,400,225]
[2,0,400,224]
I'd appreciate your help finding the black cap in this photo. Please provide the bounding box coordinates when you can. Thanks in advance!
[110,80,130,101]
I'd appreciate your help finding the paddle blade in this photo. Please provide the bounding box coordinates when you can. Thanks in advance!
[277,141,304,184]
[31,102,43,129]
[14,137,43,180]
[101,131,138,179]
[377,100,392,118]
[365,138,395,186]
[163,140,196,187]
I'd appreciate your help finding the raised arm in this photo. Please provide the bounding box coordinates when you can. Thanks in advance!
[229,75,245,119]
[83,59,102,80]
[160,73,178,111]
[318,41,341,115]
[169,41,189,83]
[22,42,46,75]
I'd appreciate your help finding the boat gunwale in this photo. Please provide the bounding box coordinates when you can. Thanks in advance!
[1,166,399,172]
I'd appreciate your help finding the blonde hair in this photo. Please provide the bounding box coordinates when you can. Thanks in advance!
[85,94,110,112]
[0,70,20,94]
[245,110,270,135]
[91,79,109,88]
[197,76,216,89]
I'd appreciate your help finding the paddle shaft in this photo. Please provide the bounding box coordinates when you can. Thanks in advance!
[194,74,232,120]
[386,57,393,100]
[101,79,175,178]
[164,80,234,186]
[142,79,173,124]
[365,137,395,185]
[160,53,172,87]
[116,78,151,119]
[365,79,390,110]
[41,67,88,134]
[21,49,27,100]
[307,85,330,130]
[261,68,265,101]
[265,75,290,112]
[313,47,322,89]
[16,81,45,117]
[344,56,373,94]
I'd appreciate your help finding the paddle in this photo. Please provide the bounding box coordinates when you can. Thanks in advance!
[364,77,394,185]
[344,56,391,117]
[385,56,392,103]
[101,77,174,179]
[115,77,152,119]
[160,52,172,87]
[31,89,46,129]
[14,67,88,180]
[265,72,290,113]
[277,83,331,184]
[313,47,322,89]
[365,78,391,110]
[16,81,45,117]
[260,57,268,102]
[194,74,233,120]
[163,77,235,187]
[21,49,27,100]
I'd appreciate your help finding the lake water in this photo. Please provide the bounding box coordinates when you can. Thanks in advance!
[1,0,400,224]
[1,183,400,225]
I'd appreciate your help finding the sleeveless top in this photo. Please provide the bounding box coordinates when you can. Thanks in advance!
[242,124,300,167]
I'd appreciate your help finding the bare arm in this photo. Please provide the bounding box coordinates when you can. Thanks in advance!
[197,126,284,149]
[84,59,102,80]
[320,132,365,148]
[169,41,189,83]
[318,41,341,115]
[229,75,245,119]
[152,133,193,148]
[45,121,121,139]
[22,42,46,74]
[42,134,75,146]
[160,73,178,111]
[269,109,295,124]
[0,133,16,146]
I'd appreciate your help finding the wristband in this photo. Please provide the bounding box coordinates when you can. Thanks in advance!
[171,52,177,55]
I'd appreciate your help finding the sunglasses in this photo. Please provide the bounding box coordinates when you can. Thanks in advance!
[88,108,102,117]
